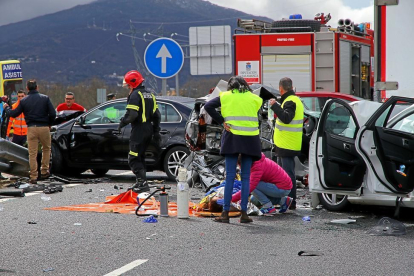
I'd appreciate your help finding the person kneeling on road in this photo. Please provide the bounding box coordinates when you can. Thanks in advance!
[118,70,161,193]
[229,153,293,215]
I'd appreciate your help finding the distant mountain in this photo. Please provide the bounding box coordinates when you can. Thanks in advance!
[0,0,271,91]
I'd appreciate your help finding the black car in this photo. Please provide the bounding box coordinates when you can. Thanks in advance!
[51,96,195,180]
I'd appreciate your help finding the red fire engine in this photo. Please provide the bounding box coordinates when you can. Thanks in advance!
[234,13,374,99]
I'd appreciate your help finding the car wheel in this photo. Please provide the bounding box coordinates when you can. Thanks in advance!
[51,143,64,174]
[318,193,350,211]
[91,168,109,177]
[163,146,189,180]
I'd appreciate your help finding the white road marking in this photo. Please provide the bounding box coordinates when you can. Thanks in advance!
[115,171,134,176]
[0,198,15,203]
[103,259,148,276]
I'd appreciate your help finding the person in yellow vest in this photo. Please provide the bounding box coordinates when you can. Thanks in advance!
[269,77,304,210]
[6,90,28,146]
[204,76,263,223]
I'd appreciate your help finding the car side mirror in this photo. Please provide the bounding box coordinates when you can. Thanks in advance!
[76,117,85,125]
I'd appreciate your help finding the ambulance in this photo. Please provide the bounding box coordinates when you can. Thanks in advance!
[0,60,23,104]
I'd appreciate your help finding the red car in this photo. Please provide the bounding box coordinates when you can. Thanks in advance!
[297,91,362,113]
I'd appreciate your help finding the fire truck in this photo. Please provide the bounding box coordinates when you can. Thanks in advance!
[234,13,374,99]
[374,0,414,101]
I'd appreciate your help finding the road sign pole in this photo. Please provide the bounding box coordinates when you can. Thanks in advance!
[162,79,167,96]
[175,73,179,96]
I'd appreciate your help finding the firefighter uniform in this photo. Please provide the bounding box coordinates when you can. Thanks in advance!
[6,101,28,146]
[119,86,161,187]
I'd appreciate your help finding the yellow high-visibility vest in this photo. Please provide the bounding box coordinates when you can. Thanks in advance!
[220,89,262,136]
[274,95,304,151]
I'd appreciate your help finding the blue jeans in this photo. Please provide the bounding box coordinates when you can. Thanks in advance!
[251,181,291,208]
[223,154,252,212]
[277,156,296,204]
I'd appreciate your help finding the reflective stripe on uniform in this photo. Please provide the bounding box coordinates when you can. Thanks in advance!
[275,124,302,132]
[227,124,259,132]
[152,94,158,113]
[129,151,138,156]
[277,119,303,124]
[224,116,258,122]
[126,104,139,111]
[15,118,25,121]
[138,91,146,122]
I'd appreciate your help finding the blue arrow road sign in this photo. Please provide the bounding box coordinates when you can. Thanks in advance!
[144,38,184,79]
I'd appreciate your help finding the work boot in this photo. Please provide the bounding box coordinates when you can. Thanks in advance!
[132,181,150,193]
[214,211,230,223]
[240,210,253,223]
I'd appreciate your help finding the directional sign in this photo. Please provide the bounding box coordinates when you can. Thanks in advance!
[144,38,184,79]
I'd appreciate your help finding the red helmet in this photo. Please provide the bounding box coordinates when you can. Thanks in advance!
[124,70,144,88]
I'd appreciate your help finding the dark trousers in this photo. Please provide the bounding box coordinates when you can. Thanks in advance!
[277,156,296,204]
[128,136,152,177]
[12,134,27,146]
[224,154,253,212]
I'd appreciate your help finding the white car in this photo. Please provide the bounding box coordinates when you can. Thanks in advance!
[309,97,414,212]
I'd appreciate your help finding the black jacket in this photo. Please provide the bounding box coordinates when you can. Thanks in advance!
[120,86,161,134]
[270,90,301,157]
[6,90,56,127]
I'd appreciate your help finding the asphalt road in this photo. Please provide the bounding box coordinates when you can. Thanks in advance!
[1,170,414,276]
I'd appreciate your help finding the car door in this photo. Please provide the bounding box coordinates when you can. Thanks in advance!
[357,96,414,195]
[69,101,127,164]
[310,98,366,195]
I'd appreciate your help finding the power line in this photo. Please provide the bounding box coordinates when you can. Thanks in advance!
[130,16,240,25]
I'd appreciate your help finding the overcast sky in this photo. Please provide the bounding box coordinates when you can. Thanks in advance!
[0,0,374,27]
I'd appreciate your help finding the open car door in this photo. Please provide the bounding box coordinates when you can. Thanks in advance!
[357,96,414,196]
[310,99,366,195]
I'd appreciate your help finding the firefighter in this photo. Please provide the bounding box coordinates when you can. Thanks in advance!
[118,70,161,193]
[269,77,304,210]
[6,90,28,146]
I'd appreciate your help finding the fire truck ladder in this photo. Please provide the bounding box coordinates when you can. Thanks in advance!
[315,28,335,91]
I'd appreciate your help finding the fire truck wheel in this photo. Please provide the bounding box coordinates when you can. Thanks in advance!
[271,19,321,32]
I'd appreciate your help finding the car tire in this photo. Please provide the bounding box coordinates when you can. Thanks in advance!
[318,193,350,211]
[51,143,64,175]
[91,168,109,177]
[163,146,190,180]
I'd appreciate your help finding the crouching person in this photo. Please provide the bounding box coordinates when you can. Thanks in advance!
[231,153,293,215]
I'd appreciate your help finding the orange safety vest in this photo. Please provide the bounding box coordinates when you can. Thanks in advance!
[7,101,27,136]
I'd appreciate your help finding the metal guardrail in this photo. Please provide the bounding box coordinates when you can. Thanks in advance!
[0,138,29,177]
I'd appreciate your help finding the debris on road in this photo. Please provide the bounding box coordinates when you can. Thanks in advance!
[298,251,323,256]
[40,194,51,201]
[302,216,311,222]
[330,219,356,224]
[43,268,54,272]
[366,217,406,236]
[143,215,158,223]
[74,223,82,226]
[27,221,37,224]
